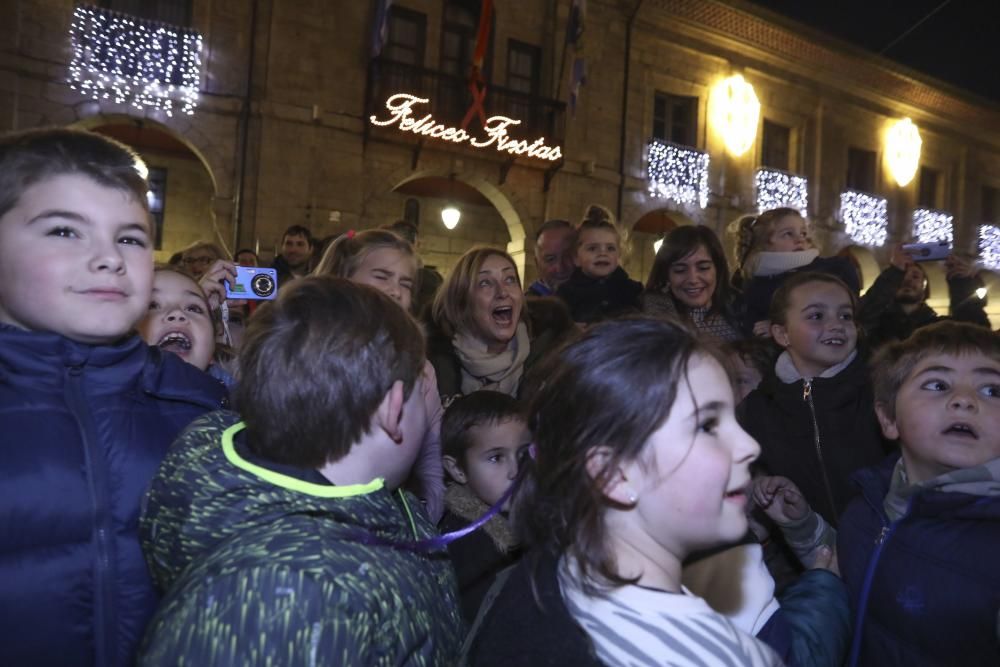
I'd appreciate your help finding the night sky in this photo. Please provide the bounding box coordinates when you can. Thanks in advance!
[747,1,1000,105]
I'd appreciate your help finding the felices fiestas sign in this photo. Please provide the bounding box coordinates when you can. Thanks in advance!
[369,93,563,161]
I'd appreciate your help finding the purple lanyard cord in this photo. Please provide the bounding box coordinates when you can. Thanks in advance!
[348,457,530,554]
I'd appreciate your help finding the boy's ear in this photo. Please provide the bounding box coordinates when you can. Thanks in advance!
[874,402,900,440]
[374,380,406,444]
[771,322,790,348]
[442,455,467,484]
[585,446,637,506]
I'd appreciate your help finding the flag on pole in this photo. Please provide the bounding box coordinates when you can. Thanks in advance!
[461,0,494,130]
[566,0,587,114]
[370,0,393,58]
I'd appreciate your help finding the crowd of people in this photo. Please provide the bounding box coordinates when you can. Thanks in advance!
[2,127,999,666]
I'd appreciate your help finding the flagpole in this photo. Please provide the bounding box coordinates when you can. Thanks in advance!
[554,0,570,100]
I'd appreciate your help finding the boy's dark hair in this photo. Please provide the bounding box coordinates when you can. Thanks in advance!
[768,271,859,326]
[872,321,1000,421]
[0,127,149,220]
[236,276,425,468]
[441,391,522,466]
[282,224,313,245]
[646,225,734,318]
[519,316,724,594]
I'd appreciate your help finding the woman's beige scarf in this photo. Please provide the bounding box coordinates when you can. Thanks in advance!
[453,322,530,397]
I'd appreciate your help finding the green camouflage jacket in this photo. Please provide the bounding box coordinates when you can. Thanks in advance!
[138,410,464,666]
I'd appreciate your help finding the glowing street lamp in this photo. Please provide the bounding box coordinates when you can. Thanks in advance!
[885,117,922,187]
[711,74,760,157]
[441,205,461,230]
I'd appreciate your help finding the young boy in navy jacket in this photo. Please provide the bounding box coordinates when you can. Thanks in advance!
[0,128,226,667]
[758,321,1000,666]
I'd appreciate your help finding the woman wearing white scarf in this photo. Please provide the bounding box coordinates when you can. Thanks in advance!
[428,247,534,404]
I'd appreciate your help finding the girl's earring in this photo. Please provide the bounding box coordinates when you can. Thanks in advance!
[627,491,638,504]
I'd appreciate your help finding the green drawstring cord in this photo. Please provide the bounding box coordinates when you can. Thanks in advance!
[398,488,420,540]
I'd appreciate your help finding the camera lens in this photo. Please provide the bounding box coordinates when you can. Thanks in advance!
[251,273,275,297]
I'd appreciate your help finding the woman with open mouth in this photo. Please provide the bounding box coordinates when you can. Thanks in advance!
[427,247,561,405]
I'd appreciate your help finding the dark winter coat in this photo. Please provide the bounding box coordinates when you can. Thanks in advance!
[465,548,604,667]
[439,484,521,623]
[838,454,1000,666]
[556,266,643,324]
[858,265,990,351]
[0,326,227,667]
[742,256,861,336]
[739,352,888,525]
[138,411,464,665]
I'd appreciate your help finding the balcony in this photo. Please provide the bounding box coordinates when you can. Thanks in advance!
[755,168,808,216]
[839,190,888,247]
[366,58,565,161]
[646,139,710,209]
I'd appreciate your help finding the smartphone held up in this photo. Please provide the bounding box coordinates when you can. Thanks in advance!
[902,241,950,262]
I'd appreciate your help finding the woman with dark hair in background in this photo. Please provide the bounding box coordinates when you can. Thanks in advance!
[643,225,744,342]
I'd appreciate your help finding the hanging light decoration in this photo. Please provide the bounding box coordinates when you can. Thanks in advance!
[840,190,888,247]
[755,168,808,216]
[710,74,760,157]
[647,139,710,209]
[441,206,461,230]
[441,174,461,230]
[912,208,953,244]
[979,225,1000,270]
[68,5,203,116]
[885,118,922,187]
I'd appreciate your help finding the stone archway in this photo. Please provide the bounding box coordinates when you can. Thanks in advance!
[839,245,880,295]
[72,113,233,260]
[380,167,530,277]
[624,207,698,286]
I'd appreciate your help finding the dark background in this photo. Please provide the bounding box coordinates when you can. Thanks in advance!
[748,1,1000,104]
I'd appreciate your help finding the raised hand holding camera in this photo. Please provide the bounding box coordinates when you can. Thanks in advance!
[225,266,278,301]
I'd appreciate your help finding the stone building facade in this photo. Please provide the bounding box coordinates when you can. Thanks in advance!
[3,0,1000,318]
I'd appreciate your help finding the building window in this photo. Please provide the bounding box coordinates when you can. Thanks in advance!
[99,0,191,26]
[761,120,790,171]
[146,167,167,250]
[384,6,426,66]
[440,2,479,78]
[847,147,877,192]
[984,185,1000,224]
[918,166,940,209]
[652,93,698,147]
[506,40,540,95]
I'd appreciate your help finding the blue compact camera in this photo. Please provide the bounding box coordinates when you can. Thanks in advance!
[225,266,278,300]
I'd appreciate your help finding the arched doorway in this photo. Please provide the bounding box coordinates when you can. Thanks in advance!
[391,175,509,276]
[77,117,222,263]
[839,245,880,295]
[626,208,692,285]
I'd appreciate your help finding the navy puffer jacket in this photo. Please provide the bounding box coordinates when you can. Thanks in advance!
[0,326,227,667]
[838,454,1000,666]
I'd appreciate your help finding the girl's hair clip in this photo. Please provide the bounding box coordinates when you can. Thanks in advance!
[346,229,356,239]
